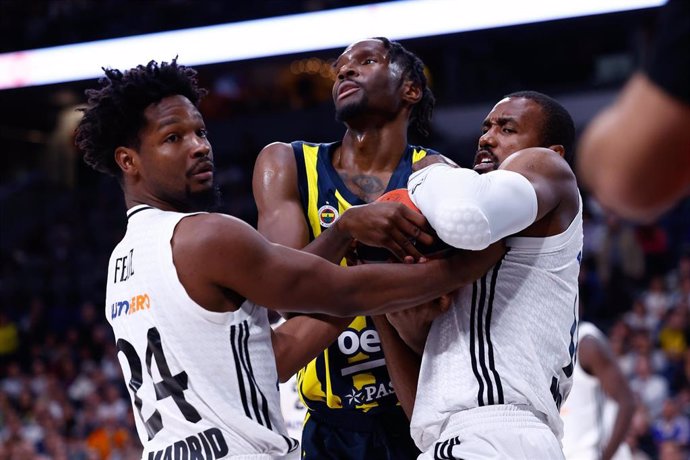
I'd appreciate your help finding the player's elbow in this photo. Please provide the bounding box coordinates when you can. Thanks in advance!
[418,169,537,249]
[432,202,493,250]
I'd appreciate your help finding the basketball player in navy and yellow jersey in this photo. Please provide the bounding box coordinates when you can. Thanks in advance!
[253,37,439,458]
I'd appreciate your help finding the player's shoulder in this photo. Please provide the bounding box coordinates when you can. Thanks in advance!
[578,321,605,341]
[502,147,576,185]
[255,141,299,173]
[258,141,294,156]
[257,140,332,163]
[504,147,569,168]
[176,213,255,247]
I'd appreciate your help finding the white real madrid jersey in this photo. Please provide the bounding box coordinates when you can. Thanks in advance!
[561,322,606,460]
[105,205,298,459]
[561,322,632,460]
[411,195,583,452]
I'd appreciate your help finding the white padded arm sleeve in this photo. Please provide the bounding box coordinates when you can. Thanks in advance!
[408,164,538,250]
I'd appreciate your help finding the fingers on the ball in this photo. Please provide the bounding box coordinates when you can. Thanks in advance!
[399,218,431,245]
[416,231,434,246]
[403,207,427,226]
[394,234,423,260]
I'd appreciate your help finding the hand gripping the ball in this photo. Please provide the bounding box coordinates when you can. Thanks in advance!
[355,189,453,264]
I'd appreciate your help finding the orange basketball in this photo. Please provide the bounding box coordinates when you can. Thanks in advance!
[375,188,420,213]
[356,188,452,263]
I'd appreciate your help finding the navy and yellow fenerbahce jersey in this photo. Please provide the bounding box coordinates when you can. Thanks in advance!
[291,140,438,419]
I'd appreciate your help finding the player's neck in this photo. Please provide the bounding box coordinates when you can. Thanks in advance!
[339,127,408,172]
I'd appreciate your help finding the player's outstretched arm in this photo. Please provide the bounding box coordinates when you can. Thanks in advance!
[174,213,504,317]
[576,73,690,222]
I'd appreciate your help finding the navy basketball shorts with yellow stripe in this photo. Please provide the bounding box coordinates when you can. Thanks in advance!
[300,405,420,459]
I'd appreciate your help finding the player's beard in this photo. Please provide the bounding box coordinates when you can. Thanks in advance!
[335,94,369,124]
[187,182,222,212]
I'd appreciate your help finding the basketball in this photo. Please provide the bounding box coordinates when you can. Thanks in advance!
[375,188,420,212]
[356,189,453,263]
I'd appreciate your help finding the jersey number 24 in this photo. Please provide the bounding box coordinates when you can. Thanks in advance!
[117,327,201,440]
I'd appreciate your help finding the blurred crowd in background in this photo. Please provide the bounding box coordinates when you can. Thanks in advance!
[2,1,690,459]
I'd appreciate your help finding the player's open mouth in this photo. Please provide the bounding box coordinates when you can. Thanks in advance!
[473,151,496,171]
[337,81,360,100]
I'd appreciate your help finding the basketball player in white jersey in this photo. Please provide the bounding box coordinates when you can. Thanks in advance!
[74,59,503,459]
[561,321,635,460]
[376,91,583,459]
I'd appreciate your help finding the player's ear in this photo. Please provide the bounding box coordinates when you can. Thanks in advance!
[402,80,422,105]
[115,146,139,176]
[548,144,566,158]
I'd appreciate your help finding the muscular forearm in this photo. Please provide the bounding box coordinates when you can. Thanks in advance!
[301,219,353,264]
[272,314,352,382]
[335,243,503,317]
[330,250,486,316]
[371,315,420,419]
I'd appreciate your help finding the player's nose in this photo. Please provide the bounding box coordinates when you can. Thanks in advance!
[191,137,211,158]
[478,130,496,148]
[337,60,358,80]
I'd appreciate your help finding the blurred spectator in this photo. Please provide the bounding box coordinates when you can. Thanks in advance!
[658,307,690,363]
[627,399,656,459]
[657,440,688,460]
[1,360,25,399]
[630,354,670,418]
[624,297,658,333]
[96,384,128,424]
[620,329,668,378]
[636,223,671,280]
[642,276,675,330]
[667,254,690,292]
[0,311,19,358]
[651,398,690,449]
[85,415,133,460]
[595,213,645,322]
[671,276,690,308]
